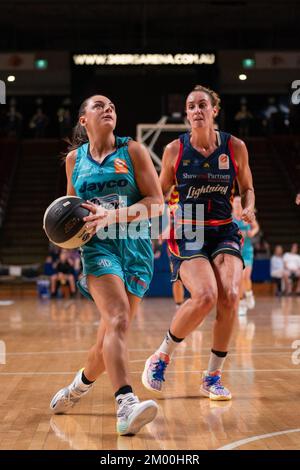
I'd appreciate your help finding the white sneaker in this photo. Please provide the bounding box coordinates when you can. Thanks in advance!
[245,291,255,309]
[238,299,248,316]
[50,369,93,414]
[116,393,158,435]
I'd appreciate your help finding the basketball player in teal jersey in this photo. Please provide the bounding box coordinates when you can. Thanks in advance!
[142,85,255,400]
[232,195,259,315]
[49,95,164,435]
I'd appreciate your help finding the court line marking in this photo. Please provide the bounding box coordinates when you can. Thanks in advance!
[129,354,295,363]
[1,347,297,356]
[2,351,295,358]
[0,368,299,376]
[217,428,300,450]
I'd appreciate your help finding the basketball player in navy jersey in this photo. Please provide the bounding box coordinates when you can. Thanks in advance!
[142,85,255,400]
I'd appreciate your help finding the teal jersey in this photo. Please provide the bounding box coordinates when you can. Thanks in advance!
[72,136,149,240]
[72,136,141,210]
[72,136,153,299]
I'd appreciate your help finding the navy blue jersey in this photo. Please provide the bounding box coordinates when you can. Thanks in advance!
[169,131,238,228]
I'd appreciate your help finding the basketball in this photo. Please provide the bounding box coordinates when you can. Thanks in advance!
[43,196,93,249]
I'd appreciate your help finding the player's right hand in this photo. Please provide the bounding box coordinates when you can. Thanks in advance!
[81,201,108,232]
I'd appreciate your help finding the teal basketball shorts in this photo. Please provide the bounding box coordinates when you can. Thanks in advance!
[242,246,254,267]
[77,237,154,300]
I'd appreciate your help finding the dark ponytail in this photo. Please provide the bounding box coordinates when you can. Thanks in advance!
[67,98,90,153]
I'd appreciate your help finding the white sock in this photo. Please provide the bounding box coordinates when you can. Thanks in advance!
[115,392,135,404]
[207,351,227,374]
[156,331,183,357]
[245,290,253,297]
[72,370,92,391]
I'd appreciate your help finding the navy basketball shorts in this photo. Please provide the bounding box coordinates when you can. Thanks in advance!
[168,222,244,282]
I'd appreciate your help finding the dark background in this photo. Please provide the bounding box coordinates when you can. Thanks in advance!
[1,0,299,52]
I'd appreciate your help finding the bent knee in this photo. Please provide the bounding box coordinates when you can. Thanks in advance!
[219,287,240,309]
[105,305,130,332]
[192,289,218,311]
[109,314,129,333]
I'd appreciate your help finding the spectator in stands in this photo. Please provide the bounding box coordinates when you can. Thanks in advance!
[44,243,60,277]
[262,97,278,135]
[254,234,271,259]
[262,97,287,135]
[50,250,76,297]
[6,106,23,138]
[44,255,57,277]
[58,108,73,138]
[48,243,61,262]
[29,108,49,138]
[67,249,82,278]
[283,243,300,294]
[270,245,290,295]
[234,104,253,138]
[263,97,278,119]
[278,96,290,128]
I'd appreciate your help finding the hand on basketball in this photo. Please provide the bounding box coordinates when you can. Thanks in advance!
[241,207,255,224]
[82,201,110,231]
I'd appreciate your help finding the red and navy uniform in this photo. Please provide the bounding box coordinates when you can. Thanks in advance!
[168,130,243,281]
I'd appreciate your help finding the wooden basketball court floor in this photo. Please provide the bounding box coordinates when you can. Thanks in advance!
[1,294,300,450]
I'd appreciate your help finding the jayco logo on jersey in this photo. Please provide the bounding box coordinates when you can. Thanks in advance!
[78,179,128,193]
